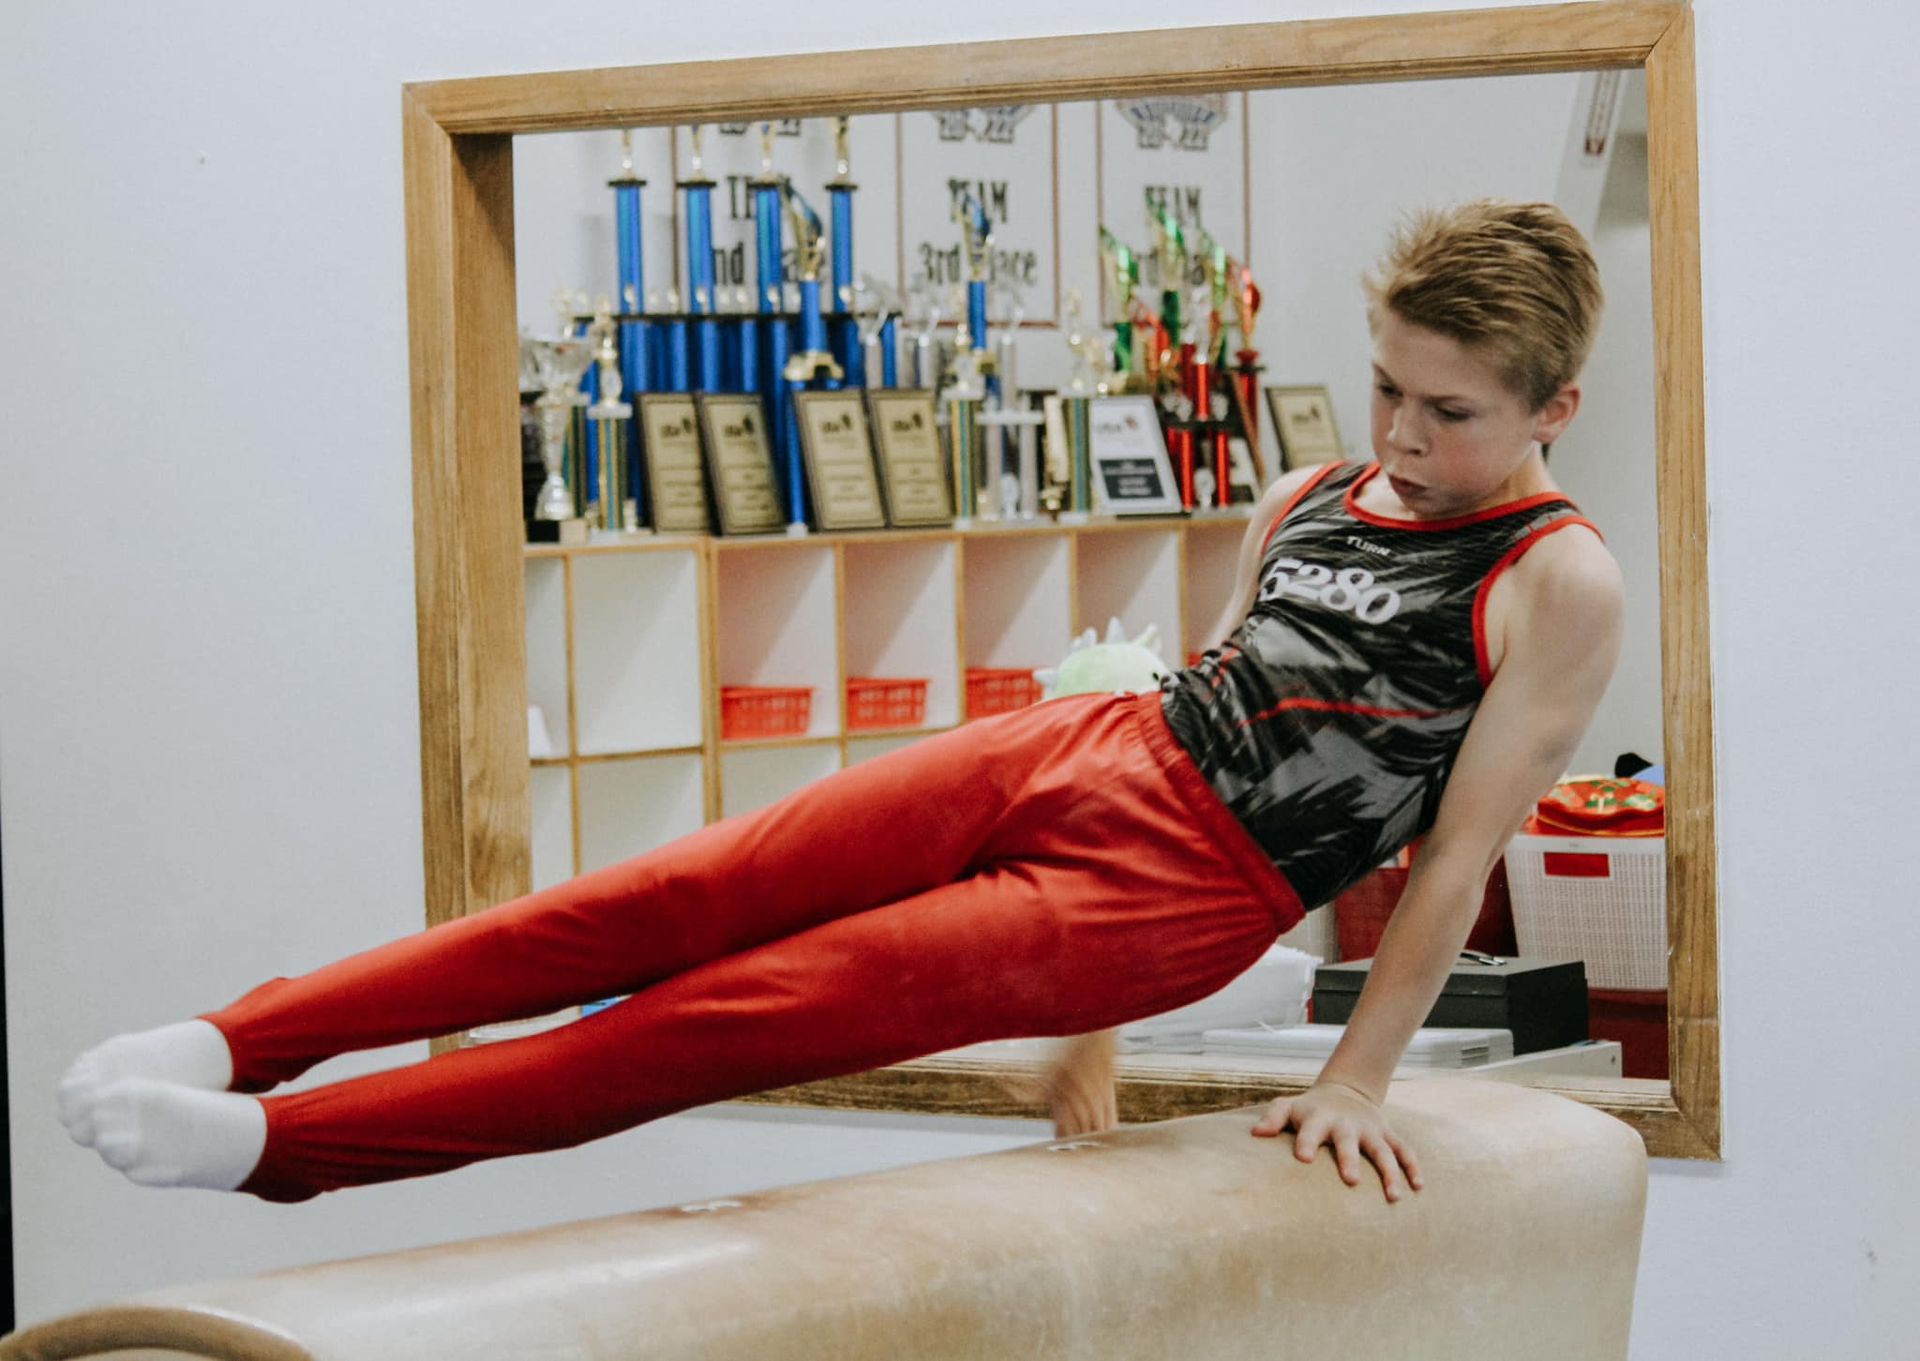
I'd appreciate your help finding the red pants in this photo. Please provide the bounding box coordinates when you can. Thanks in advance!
[204,693,1303,1201]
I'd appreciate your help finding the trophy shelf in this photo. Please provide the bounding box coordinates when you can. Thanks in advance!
[521,513,1255,890]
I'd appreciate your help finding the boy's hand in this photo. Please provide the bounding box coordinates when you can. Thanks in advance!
[1251,1081,1422,1204]
[998,1031,1118,1138]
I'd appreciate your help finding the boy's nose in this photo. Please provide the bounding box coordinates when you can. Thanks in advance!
[1386,410,1426,455]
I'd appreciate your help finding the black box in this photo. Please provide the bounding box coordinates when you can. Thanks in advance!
[1311,957,1588,1055]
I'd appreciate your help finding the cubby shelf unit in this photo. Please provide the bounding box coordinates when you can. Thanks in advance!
[522,513,1255,889]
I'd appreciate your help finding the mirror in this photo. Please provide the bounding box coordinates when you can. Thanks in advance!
[404,6,1716,1157]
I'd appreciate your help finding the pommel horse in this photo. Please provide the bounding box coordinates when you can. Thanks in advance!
[2,1079,1645,1361]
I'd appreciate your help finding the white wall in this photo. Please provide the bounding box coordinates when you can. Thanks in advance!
[1550,128,1664,770]
[5,1,1919,1357]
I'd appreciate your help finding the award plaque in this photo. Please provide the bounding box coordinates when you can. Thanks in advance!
[1087,395,1181,516]
[1265,384,1347,471]
[794,390,887,530]
[637,393,715,533]
[694,393,785,535]
[865,390,953,526]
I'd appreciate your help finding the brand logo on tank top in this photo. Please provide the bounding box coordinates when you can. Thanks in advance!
[1343,536,1392,558]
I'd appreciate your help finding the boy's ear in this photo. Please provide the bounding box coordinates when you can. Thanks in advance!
[1532,383,1581,445]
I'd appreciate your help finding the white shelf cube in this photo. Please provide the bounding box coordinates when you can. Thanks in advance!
[846,733,928,767]
[716,544,841,739]
[529,765,575,890]
[1183,519,1249,659]
[843,539,959,729]
[962,532,1072,669]
[576,753,706,874]
[525,558,570,755]
[1076,526,1183,652]
[572,549,704,755]
[721,745,842,820]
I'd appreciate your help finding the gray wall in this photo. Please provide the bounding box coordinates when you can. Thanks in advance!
[4,2,1918,1356]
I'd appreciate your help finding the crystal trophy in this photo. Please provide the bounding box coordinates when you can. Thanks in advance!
[528,324,595,527]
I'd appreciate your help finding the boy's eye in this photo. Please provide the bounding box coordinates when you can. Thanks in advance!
[1435,408,1470,422]
[1375,383,1399,399]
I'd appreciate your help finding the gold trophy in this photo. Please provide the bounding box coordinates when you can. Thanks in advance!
[586,302,641,535]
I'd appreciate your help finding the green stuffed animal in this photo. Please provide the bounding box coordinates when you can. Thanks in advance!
[1034,618,1171,699]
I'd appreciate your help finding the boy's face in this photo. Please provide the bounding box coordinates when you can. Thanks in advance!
[1368,312,1578,518]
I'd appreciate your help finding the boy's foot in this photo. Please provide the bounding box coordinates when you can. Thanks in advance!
[84,1079,266,1192]
[59,1020,234,1145]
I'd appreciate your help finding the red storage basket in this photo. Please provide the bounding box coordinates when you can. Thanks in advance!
[965,667,1043,719]
[720,685,813,740]
[845,677,929,732]
[1333,846,1518,961]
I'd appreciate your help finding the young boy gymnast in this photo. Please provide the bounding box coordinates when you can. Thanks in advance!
[59,199,1621,1207]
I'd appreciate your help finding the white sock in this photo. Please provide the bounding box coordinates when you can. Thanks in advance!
[84,1079,266,1192]
[59,1020,235,1147]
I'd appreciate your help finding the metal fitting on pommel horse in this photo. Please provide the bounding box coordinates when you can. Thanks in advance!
[1,1080,1646,1361]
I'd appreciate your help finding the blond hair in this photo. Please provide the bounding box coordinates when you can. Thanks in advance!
[1363,200,1603,411]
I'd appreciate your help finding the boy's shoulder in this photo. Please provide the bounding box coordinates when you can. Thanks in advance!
[1484,518,1621,680]
[1503,520,1623,634]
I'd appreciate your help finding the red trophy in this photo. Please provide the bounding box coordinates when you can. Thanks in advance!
[1231,260,1264,464]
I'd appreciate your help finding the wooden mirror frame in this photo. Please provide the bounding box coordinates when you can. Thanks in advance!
[403,0,1717,1158]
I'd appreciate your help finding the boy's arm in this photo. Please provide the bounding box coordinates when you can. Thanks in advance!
[1252,526,1624,1200]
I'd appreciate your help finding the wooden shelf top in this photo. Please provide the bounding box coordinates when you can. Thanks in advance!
[530,745,707,766]
[719,733,845,753]
[523,512,1254,559]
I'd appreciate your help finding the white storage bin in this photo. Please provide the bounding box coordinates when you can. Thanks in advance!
[1505,832,1667,990]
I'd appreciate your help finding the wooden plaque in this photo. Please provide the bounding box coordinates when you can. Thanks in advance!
[1087,395,1181,515]
[1266,384,1347,471]
[794,390,887,531]
[693,393,784,535]
[638,393,714,533]
[865,390,952,527]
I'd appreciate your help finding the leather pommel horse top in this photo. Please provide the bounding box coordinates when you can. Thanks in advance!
[2,1079,1647,1361]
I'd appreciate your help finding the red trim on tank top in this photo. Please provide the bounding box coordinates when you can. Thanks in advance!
[1344,463,1573,532]
[1472,516,1605,687]
[1239,696,1463,727]
[1259,460,1350,554]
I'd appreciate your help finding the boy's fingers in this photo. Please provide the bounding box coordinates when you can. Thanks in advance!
[1387,1132,1423,1189]
[1361,1134,1405,1202]
[1292,1116,1325,1162]
[1251,1099,1292,1137]
[1334,1128,1363,1184]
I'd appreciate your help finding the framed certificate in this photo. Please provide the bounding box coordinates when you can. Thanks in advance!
[637,393,714,533]
[864,390,952,527]
[794,391,887,531]
[1265,384,1347,471]
[693,393,785,535]
[1087,395,1181,516]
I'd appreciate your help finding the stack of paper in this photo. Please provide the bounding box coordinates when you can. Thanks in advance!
[1117,943,1320,1053]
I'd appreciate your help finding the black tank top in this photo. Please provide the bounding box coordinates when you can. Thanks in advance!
[1161,461,1597,909]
